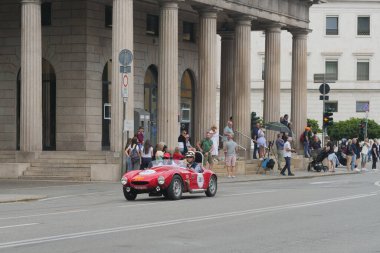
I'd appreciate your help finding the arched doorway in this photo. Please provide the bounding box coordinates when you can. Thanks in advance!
[144,65,158,145]
[102,60,112,150]
[17,59,56,150]
[180,69,195,137]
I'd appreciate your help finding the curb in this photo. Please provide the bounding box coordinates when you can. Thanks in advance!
[219,171,357,184]
[0,195,47,204]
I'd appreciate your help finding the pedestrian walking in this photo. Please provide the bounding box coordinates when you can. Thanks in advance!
[345,139,353,171]
[280,136,295,176]
[178,130,187,155]
[251,123,260,159]
[372,139,379,170]
[224,134,238,178]
[210,125,219,161]
[125,137,141,171]
[197,131,214,169]
[360,138,370,171]
[275,133,284,171]
[140,140,153,169]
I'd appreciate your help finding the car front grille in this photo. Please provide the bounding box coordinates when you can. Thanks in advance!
[132,181,149,185]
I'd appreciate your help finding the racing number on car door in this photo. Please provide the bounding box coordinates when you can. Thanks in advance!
[190,172,204,189]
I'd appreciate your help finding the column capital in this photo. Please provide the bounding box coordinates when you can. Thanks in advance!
[289,28,312,38]
[21,0,41,4]
[158,0,183,9]
[264,23,284,33]
[194,6,221,19]
[233,15,255,27]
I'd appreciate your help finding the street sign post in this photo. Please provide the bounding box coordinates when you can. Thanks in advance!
[314,73,336,146]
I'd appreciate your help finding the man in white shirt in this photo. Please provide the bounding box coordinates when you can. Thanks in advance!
[280,136,296,176]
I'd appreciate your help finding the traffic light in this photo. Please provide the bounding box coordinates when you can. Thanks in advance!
[323,111,333,128]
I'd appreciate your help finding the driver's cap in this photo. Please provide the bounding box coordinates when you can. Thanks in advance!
[185,151,195,158]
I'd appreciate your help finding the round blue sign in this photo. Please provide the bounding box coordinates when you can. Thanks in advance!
[118,49,133,66]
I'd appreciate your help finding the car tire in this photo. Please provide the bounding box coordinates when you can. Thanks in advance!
[205,175,217,197]
[167,175,183,200]
[123,187,137,201]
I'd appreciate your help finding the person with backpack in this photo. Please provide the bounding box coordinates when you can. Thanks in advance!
[125,137,141,171]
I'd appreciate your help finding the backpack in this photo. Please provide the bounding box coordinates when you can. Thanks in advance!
[130,145,140,163]
[300,133,305,142]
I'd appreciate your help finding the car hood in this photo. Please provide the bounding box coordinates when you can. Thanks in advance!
[123,167,182,180]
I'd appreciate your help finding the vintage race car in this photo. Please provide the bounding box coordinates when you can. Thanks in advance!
[121,160,217,201]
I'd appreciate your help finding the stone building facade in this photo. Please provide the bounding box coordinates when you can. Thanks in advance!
[0,0,316,158]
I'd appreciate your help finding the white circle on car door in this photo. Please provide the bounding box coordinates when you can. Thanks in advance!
[197,173,204,188]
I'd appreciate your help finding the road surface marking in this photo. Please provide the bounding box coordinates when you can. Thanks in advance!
[221,190,276,197]
[310,181,339,185]
[39,191,115,202]
[0,209,88,221]
[0,223,39,230]
[0,192,376,249]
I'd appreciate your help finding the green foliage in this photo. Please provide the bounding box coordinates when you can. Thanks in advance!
[307,119,322,133]
[327,118,380,141]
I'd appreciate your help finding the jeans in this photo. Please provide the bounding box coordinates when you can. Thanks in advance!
[373,157,377,169]
[351,154,357,170]
[303,141,310,158]
[253,142,258,159]
[281,157,292,175]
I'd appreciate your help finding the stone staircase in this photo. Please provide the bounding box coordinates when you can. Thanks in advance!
[0,151,16,163]
[20,151,108,181]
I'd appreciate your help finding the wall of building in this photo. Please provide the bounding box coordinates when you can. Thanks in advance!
[250,0,380,128]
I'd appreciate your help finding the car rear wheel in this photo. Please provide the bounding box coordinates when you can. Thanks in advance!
[167,175,183,200]
[123,187,137,201]
[205,175,217,197]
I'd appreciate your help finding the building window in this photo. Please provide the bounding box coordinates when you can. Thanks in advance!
[325,101,338,112]
[357,61,369,81]
[325,60,338,80]
[41,2,52,26]
[146,14,159,36]
[183,22,195,42]
[326,16,338,35]
[105,5,112,28]
[356,101,369,112]
[357,16,370,36]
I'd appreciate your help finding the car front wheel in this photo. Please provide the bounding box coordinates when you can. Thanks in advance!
[205,175,217,197]
[123,187,137,201]
[167,175,183,200]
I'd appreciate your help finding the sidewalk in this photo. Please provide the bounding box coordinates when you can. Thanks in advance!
[219,167,356,184]
[0,167,357,203]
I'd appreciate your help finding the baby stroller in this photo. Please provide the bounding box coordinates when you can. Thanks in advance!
[307,149,328,172]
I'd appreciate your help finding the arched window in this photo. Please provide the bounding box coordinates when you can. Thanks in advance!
[180,69,195,136]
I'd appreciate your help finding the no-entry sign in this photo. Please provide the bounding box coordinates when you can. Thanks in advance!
[122,74,128,98]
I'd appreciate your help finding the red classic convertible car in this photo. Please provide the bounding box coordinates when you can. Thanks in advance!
[121,160,217,200]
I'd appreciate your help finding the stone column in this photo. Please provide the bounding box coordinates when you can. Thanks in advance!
[194,9,218,143]
[219,31,234,136]
[290,29,309,149]
[20,0,42,152]
[263,24,282,142]
[157,1,180,149]
[232,17,252,156]
[111,0,134,152]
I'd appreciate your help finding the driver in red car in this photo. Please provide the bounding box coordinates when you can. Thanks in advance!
[185,151,203,173]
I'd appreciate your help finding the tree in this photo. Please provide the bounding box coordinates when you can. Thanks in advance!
[307,118,322,133]
[327,118,380,141]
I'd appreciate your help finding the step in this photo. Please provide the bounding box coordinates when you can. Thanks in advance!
[39,151,107,155]
[38,154,106,160]
[27,167,90,173]
[0,151,16,155]
[19,175,91,181]
[33,159,106,164]
[0,159,16,163]
[0,154,16,159]
[23,170,90,177]
[30,163,93,168]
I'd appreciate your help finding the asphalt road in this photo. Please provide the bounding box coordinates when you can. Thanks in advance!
[1,172,380,253]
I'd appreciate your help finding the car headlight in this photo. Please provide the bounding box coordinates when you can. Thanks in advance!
[158,176,165,185]
[121,177,128,185]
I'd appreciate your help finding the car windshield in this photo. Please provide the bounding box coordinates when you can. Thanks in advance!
[148,159,187,169]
